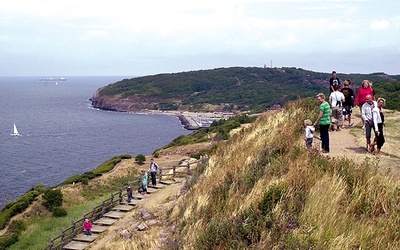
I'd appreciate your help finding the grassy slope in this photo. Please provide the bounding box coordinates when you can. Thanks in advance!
[169,100,400,249]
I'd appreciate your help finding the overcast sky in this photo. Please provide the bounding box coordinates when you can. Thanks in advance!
[1,0,399,76]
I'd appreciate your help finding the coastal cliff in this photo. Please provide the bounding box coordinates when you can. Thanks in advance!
[91,88,161,112]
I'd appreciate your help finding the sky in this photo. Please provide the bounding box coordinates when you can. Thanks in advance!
[1,0,399,77]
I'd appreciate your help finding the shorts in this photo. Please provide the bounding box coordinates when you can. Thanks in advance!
[342,106,352,116]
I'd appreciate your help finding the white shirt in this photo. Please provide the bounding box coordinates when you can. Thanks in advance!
[305,125,315,139]
[372,107,382,132]
[361,101,377,122]
[329,91,345,107]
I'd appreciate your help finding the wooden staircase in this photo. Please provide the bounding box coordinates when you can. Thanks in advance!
[62,179,177,250]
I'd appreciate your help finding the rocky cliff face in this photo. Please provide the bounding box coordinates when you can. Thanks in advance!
[91,88,163,112]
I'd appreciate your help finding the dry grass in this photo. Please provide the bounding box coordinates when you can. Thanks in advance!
[167,100,400,249]
[90,100,400,250]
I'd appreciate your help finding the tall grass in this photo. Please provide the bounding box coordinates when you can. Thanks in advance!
[167,99,400,249]
[9,197,105,250]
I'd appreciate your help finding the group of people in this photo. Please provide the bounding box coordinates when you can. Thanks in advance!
[82,159,161,236]
[126,158,160,202]
[305,71,386,157]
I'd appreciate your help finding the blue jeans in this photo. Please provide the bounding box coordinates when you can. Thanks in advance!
[319,124,330,152]
[150,172,157,186]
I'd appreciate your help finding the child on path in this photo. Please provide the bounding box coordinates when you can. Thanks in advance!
[141,170,148,195]
[83,219,92,236]
[303,119,315,150]
[126,183,133,202]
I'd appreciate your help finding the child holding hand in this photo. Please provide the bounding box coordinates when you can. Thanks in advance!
[303,119,315,150]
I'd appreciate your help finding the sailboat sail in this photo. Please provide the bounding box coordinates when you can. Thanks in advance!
[11,123,21,136]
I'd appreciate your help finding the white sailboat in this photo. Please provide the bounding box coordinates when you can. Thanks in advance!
[11,123,21,136]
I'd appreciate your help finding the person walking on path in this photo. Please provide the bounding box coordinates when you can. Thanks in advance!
[329,71,341,93]
[126,183,133,202]
[83,219,92,236]
[361,95,377,152]
[369,98,386,157]
[329,85,345,131]
[314,93,331,153]
[140,170,148,195]
[341,79,355,126]
[148,159,159,187]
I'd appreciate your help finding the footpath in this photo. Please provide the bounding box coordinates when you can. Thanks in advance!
[315,113,400,180]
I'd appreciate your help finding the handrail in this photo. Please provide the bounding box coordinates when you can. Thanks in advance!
[44,157,207,249]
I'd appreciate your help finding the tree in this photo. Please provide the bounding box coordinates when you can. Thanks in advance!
[42,189,63,210]
[135,154,146,165]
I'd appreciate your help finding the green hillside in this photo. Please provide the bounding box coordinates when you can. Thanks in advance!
[94,67,400,112]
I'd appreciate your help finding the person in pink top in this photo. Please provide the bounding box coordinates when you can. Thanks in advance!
[355,80,375,107]
[83,218,92,236]
[355,80,375,124]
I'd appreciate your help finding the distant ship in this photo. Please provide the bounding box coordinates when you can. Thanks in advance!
[39,77,66,81]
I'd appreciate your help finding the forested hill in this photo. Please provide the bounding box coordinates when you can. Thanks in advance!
[91,67,400,112]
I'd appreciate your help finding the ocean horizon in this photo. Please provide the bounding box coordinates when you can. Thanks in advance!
[0,76,190,208]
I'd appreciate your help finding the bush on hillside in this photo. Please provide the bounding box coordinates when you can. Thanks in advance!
[52,206,67,217]
[42,189,63,210]
[135,154,146,165]
[0,185,44,230]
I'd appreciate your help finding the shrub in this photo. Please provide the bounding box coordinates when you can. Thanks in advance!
[42,189,63,210]
[0,234,18,249]
[9,220,26,235]
[135,154,146,165]
[52,207,67,217]
[81,178,89,185]
[81,171,96,180]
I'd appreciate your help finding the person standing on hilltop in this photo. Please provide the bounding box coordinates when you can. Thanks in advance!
[361,94,377,152]
[355,80,375,124]
[369,98,386,157]
[314,93,331,153]
[148,159,159,187]
[329,85,345,131]
[329,71,341,93]
[341,80,355,126]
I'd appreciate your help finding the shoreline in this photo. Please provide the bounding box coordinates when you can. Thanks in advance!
[130,110,236,130]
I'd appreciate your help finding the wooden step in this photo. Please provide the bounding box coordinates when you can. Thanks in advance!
[132,193,146,200]
[160,180,175,185]
[103,211,126,219]
[93,217,117,226]
[73,233,99,242]
[120,199,140,206]
[146,187,159,194]
[112,204,134,211]
[62,240,90,250]
[92,225,108,233]
[151,183,166,189]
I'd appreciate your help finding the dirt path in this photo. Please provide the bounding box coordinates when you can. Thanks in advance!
[315,114,400,180]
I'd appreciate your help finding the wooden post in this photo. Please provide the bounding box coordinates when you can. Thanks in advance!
[173,165,176,177]
[61,229,66,246]
[187,162,190,174]
[159,168,162,182]
[119,187,123,202]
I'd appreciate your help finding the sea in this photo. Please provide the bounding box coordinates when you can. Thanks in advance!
[0,76,190,208]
